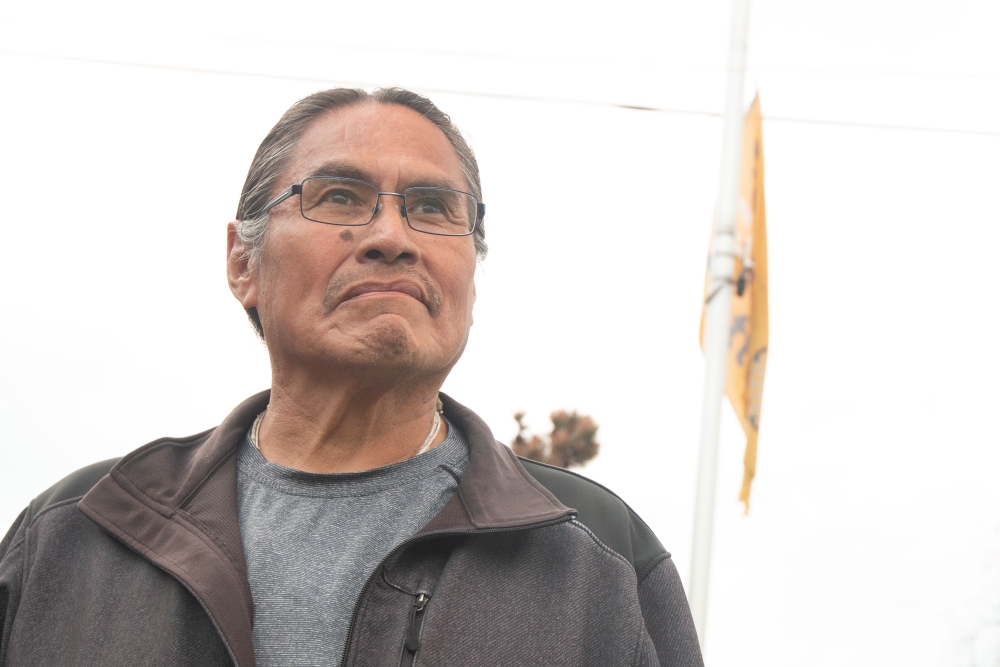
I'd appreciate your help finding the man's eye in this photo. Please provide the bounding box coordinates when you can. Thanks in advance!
[411,198,444,214]
[323,190,354,205]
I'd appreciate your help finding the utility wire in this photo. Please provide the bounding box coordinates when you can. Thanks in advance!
[195,35,1000,81]
[2,47,998,138]
[0,48,719,118]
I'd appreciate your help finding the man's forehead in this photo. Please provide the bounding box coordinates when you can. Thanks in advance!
[287,103,464,187]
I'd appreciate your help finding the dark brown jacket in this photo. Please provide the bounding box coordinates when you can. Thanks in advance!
[0,392,702,667]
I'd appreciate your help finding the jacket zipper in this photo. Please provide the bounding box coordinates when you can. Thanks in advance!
[338,514,575,667]
[399,592,430,667]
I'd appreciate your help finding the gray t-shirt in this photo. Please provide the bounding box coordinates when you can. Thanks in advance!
[236,419,469,667]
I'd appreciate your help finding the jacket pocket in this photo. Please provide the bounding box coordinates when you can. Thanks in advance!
[400,592,430,667]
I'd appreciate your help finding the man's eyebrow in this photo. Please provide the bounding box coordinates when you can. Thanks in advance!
[405,176,465,191]
[304,161,465,192]
[306,162,376,184]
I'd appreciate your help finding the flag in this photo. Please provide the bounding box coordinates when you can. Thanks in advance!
[701,94,769,513]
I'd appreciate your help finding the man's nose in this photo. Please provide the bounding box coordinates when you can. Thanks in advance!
[354,194,418,264]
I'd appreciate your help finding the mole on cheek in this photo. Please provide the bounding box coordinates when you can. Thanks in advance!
[339,229,354,242]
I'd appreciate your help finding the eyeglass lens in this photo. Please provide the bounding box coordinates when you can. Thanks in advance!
[300,177,476,235]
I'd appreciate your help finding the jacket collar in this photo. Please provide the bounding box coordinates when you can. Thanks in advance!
[78,390,573,667]
[424,393,574,532]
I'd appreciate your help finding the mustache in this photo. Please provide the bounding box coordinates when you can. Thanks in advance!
[323,267,442,316]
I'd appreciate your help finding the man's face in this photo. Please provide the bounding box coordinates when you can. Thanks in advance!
[232,103,478,384]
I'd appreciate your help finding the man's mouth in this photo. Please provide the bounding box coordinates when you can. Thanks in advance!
[337,281,427,308]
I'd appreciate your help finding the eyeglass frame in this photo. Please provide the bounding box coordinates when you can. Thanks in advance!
[257,176,486,237]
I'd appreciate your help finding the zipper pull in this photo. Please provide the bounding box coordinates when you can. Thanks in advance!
[404,593,429,652]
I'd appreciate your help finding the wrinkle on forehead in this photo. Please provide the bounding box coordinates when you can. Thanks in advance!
[287,103,466,193]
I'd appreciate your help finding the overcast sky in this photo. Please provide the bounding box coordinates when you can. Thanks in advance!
[1,1,999,665]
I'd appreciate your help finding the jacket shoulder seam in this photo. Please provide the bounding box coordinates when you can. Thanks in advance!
[631,509,672,582]
[637,552,672,586]
[519,458,671,575]
[3,534,25,558]
[25,496,86,529]
[568,519,635,575]
[25,458,120,525]
[19,496,88,610]
[1,524,27,588]
[519,458,663,537]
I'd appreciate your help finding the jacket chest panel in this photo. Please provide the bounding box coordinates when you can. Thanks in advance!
[9,512,232,666]
[347,529,645,667]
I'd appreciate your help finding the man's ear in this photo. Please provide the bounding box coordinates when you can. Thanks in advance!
[227,221,258,308]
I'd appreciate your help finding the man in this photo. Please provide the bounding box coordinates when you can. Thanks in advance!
[0,88,702,667]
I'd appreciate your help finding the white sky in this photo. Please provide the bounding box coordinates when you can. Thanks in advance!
[1,1,999,665]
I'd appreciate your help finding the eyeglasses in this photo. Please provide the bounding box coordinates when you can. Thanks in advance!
[259,177,485,237]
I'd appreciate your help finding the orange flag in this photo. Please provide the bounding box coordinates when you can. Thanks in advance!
[701,94,769,513]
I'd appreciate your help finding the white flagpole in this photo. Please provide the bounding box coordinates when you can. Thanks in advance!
[689,0,751,648]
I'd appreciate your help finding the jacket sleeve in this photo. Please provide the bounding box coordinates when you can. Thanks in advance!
[637,556,704,667]
[0,509,28,666]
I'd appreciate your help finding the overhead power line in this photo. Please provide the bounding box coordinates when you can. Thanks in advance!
[216,36,1000,81]
[2,48,998,138]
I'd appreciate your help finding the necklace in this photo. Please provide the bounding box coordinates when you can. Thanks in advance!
[413,408,442,457]
[250,398,445,458]
[250,409,266,451]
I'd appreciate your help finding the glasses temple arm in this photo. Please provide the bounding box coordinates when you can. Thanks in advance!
[259,183,302,216]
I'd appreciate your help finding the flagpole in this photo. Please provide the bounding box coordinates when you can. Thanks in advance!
[689,0,751,647]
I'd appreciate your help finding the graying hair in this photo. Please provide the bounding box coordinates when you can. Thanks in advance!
[235,87,487,340]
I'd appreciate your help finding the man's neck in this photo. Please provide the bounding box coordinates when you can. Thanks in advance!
[256,376,449,474]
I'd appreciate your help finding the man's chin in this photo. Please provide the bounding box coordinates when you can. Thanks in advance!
[358,325,417,365]
[326,318,424,370]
